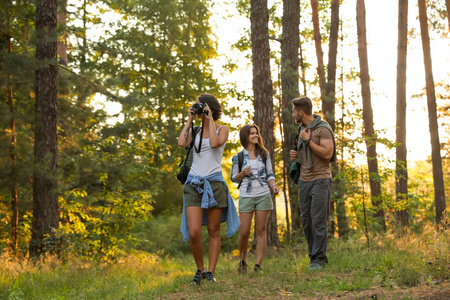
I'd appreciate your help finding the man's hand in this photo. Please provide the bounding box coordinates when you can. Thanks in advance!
[290,150,298,160]
[300,128,311,141]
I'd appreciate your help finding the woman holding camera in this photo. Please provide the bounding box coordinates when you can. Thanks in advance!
[231,124,279,274]
[178,93,239,285]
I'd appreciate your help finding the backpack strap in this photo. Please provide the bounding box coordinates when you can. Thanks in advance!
[237,151,244,189]
[238,151,244,172]
[294,125,301,151]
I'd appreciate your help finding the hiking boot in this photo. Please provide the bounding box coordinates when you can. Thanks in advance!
[238,260,247,274]
[191,268,206,285]
[205,271,216,283]
[254,264,263,273]
[308,263,323,271]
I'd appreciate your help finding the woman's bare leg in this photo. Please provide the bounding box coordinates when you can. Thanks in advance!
[254,210,271,266]
[206,208,223,274]
[238,212,254,261]
[186,206,205,270]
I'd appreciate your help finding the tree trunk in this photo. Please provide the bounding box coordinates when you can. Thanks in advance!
[310,0,325,95]
[281,0,301,242]
[337,24,349,238]
[277,105,291,241]
[418,0,446,225]
[29,0,59,257]
[356,0,385,230]
[396,0,409,227]
[325,0,338,237]
[4,0,19,251]
[326,0,349,238]
[57,0,68,66]
[299,38,307,97]
[250,0,280,246]
[324,0,339,131]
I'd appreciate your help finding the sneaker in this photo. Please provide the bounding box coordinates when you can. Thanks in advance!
[238,260,247,274]
[205,271,216,283]
[308,263,323,271]
[254,264,262,273]
[191,268,206,285]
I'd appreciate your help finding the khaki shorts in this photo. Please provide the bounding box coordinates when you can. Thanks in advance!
[184,181,228,208]
[239,193,273,213]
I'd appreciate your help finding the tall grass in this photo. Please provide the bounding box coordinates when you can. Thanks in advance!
[0,224,449,299]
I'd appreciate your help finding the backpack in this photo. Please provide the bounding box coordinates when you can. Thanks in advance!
[289,126,302,184]
[236,150,267,189]
[176,125,201,184]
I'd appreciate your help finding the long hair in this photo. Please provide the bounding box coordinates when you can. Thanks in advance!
[239,124,268,161]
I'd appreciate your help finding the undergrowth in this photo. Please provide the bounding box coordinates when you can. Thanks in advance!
[0,224,449,299]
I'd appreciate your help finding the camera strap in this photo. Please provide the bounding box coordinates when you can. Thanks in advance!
[194,114,205,153]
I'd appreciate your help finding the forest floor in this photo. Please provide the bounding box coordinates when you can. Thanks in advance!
[1,228,450,299]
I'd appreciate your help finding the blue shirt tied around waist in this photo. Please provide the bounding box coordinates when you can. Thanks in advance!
[180,171,240,242]
[230,149,275,192]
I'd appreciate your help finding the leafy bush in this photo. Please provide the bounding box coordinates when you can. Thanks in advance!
[131,211,239,257]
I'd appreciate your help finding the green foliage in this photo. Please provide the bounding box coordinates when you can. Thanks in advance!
[0,0,37,253]
[131,209,239,257]
[0,0,232,256]
[57,133,159,259]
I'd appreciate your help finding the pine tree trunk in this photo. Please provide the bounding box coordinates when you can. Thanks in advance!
[310,0,325,94]
[250,0,280,246]
[396,0,409,227]
[281,0,300,242]
[324,0,339,131]
[29,0,59,257]
[277,107,291,241]
[326,0,338,237]
[326,0,349,238]
[356,0,385,230]
[299,38,307,97]
[57,0,68,66]
[418,0,446,225]
[5,1,19,251]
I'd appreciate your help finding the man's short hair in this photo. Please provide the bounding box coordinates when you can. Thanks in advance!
[292,97,313,115]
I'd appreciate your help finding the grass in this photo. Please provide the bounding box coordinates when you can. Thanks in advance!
[1,225,449,299]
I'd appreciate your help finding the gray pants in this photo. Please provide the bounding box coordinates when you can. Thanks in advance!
[298,178,332,265]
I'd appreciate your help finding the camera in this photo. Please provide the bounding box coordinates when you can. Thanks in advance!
[192,102,208,115]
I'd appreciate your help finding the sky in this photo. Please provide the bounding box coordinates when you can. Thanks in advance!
[210,0,450,163]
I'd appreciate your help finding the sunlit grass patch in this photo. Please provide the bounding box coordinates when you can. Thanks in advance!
[0,225,449,299]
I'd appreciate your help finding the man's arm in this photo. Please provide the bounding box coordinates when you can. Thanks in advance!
[309,138,333,161]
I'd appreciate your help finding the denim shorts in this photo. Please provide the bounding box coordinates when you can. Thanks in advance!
[184,181,228,208]
[239,193,273,212]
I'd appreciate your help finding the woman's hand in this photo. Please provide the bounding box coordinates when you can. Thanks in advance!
[270,184,279,195]
[188,105,195,122]
[242,166,251,176]
[203,103,213,121]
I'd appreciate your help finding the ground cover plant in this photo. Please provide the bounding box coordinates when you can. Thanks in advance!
[1,224,449,299]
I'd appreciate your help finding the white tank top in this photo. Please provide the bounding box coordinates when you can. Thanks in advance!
[189,126,225,177]
[239,159,270,197]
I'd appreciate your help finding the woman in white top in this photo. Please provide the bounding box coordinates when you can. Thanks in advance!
[178,94,239,285]
[230,124,279,274]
